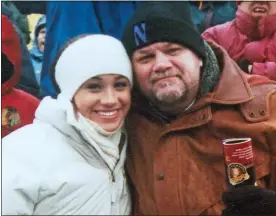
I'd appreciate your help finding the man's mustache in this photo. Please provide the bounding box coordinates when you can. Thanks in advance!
[150,70,182,83]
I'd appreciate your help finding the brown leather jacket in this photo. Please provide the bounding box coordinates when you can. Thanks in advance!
[126,43,276,215]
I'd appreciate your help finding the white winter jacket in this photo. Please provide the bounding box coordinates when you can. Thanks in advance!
[2,96,131,215]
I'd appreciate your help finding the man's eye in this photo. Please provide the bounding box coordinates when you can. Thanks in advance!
[138,55,153,63]
[167,48,181,56]
[115,81,129,89]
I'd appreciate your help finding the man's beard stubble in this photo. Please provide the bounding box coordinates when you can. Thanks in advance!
[154,81,185,104]
[150,71,198,106]
[149,70,184,104]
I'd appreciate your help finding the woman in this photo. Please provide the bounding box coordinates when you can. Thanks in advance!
[2,34,133,215]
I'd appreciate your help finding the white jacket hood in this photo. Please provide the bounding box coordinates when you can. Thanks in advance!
[35,95,79,141]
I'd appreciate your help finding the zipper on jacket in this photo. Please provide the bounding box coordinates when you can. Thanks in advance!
[111,171,115,182]
[83,137,117,183]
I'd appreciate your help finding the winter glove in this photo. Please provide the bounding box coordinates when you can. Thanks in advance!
[237,59,251,73]
[222,185,276,216]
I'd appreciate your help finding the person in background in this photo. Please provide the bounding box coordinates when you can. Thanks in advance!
[202,1,276,81]
[30,15,46,85]
[2,15,40,138]
[121,2,276,215]
[189,1,237,33]
[27,14,43,49]
[2,2,40,97]
[2,34,132,215]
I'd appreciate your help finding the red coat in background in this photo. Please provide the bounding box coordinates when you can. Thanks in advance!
[202,8,276,81]
[2,15,40,138]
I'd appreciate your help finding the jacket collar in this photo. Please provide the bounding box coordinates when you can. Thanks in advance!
[193,41,253,109]
[236,8,276,39]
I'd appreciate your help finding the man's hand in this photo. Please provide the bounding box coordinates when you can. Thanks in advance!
[222,185,276,216]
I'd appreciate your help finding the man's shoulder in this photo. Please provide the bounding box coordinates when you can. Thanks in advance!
[240,74,276,123]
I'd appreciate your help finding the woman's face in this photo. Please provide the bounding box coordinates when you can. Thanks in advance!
[74,74,131,132]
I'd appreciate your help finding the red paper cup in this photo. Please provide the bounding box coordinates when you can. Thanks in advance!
[222,138,256,188]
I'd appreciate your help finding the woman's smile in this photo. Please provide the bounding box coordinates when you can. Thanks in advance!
[95,110,120,119]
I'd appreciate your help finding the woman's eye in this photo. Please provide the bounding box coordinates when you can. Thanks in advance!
[87,84,102,90]
[115,81,129,89]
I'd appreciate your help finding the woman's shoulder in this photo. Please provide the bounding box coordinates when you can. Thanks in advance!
[3,121,55,142]
[2,121,72,162]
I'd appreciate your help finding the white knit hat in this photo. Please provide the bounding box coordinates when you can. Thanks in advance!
[55,34,133,100]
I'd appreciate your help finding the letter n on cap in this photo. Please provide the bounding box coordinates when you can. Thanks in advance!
[134,22,146,46]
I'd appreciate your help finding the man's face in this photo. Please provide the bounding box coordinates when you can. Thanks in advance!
[37,27,46,52]
[239,1,276,19]
[132,42,203,114]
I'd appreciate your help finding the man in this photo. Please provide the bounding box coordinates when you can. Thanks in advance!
[30,15,46,85]
[2,15,40,138]
[121,2,276,215]
[202,1,276,81]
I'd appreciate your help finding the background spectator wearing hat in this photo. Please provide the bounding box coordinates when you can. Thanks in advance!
[2,15,40,138]
[30,15,46,85]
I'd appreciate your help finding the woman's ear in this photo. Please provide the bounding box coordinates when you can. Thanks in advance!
[71,99,79,120]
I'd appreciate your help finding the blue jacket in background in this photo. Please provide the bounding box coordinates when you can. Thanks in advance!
[40,1,141,98]
[30,15,46,85]
[94,1,141,39]
[40,1,101,98]
[189,1,237,33]
[1,3,40,98]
